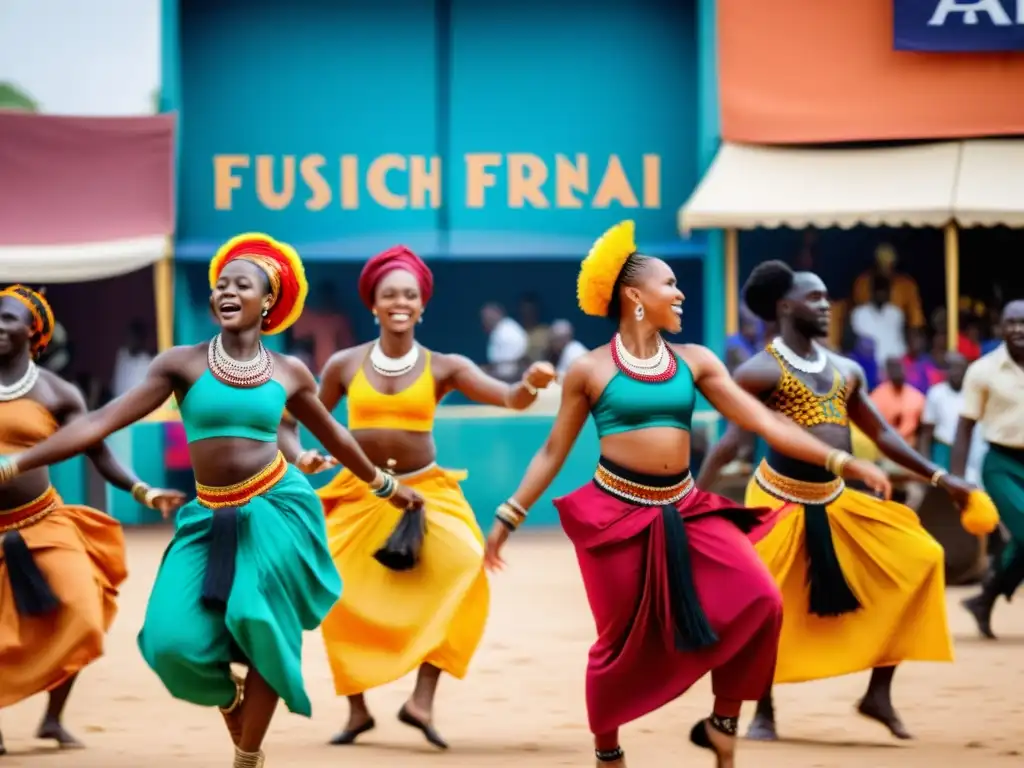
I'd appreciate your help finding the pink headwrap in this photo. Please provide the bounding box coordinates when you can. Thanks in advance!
[357,246,435,310]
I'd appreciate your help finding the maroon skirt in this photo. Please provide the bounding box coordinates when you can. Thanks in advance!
[554,457,784,735]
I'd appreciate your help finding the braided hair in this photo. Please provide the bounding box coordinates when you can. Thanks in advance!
[607,253,650,321]
[742,261,795,323]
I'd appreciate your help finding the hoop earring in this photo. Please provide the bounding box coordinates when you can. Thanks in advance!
[634,303,645,322]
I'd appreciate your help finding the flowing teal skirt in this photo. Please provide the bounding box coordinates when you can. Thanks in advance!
[137,465,341,716]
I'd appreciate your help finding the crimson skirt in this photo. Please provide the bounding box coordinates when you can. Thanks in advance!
[554,457,783,735]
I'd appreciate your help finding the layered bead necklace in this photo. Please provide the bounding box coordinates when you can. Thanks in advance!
[610,333,678,383]
[0,360,39,402]
[370,340,419,378]
[208,334,274,387]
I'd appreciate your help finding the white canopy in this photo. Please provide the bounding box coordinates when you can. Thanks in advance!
[953,139,1024,228]
[0,236,168,282]
[679,139,1024,232]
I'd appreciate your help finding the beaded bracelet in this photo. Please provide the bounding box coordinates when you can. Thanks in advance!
[825,449,853,476]
[0,456,20,484]
[495,498,528,531]
[371,472,399,500]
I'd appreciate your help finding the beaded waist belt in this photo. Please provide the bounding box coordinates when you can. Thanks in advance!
[0,486,59,533]
[594,457,694,507]
[754,459,844,506]
[196,452,288,509]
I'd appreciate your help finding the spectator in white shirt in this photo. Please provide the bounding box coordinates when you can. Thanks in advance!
[111,319,154,398]
[549,319,588,378]
[918,352,986,484]
[481,303,528,381]
[850,277,906,367]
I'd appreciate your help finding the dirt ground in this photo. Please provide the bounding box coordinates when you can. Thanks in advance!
[2,528,1023,767]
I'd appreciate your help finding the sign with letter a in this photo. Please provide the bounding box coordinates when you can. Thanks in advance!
[894,0,1024,51]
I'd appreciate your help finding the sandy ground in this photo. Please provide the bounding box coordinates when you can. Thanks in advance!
[2,528,1023,767]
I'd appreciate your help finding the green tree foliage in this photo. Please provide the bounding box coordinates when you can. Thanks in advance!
[0,82,38,112]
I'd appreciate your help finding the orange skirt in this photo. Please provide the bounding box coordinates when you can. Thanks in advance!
[0,487,127,707]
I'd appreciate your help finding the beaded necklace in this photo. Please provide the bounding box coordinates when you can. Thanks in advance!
[370,340,419,377]
[0,360,39,402]
[208,334,274,387]
[610,333,678,383]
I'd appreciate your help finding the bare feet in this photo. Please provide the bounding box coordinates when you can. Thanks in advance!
[36,720,84,749]
[329,712,376,746]
[962,594,997,639]
[745,712,778,741]
[398,701,448,749]
[856,697,912,739]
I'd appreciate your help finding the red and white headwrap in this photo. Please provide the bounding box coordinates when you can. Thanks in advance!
[357,246,434,310]
[209,233,308,335]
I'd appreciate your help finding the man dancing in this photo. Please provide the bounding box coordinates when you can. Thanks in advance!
[955,300,1024,639]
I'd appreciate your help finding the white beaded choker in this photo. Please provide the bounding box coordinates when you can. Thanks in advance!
[370,341,419,377]
[0,360,39,402]
[771,336,828,374]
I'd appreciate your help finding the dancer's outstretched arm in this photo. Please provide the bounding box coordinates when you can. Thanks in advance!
[442,355,556,410]
[483,359,591,568]
[685,345,891,497]
[844,358,973,506]
[8,348,182,474]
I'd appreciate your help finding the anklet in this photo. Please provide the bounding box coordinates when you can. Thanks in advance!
[220,673,246,714]
[596,746,624,761]
[233,747,265,767]
[709,713,738,736]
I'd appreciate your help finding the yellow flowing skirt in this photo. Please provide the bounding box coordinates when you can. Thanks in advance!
[319,465,489,696]
[745,474,953,684]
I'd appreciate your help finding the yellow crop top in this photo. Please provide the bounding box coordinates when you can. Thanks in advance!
[346,350,437,432]
[764,345,849,428]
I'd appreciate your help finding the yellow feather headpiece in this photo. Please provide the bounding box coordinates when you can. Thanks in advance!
[577,221,637,317]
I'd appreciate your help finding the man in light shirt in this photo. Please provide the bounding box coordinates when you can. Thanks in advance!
[918,353,985,483]
[481,303,528,382]
[953,300,1024,639]
[850,277,906,368]
[549,319,588,378]
[111,319,153,398]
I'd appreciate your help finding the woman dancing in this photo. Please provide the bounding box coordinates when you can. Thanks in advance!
[0,285,183,756]
[278,245,556,749]
[0,234,422,768]
[697,261,970,741]
[483,222,890,768]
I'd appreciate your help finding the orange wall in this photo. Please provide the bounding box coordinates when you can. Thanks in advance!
[719,0,1024,144]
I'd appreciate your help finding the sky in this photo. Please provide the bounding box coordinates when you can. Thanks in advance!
[0,0,160,115]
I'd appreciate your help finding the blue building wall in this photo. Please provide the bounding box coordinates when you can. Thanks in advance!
[167,0,710,358]
[128,0,722,528]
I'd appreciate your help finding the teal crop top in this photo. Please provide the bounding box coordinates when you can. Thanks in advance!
[591,354,696,438]
[178,369,287,444]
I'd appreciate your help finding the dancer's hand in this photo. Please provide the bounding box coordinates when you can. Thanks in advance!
[390,484,424,511]
[148,488,187,519]
[937,473,974,508]
[842,459,892,500]
[295,449,339,474]
[484,521,511,571]
[524,361,557,390]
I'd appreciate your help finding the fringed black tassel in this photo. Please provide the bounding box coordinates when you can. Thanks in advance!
[201,507,239,612]
[661,505,718,650]
[804,504,861,617]
[374,507,426,572]
[2,530,60,616]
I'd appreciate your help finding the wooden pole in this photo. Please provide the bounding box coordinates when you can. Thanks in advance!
[944,222,959,351]
[725,228,739,335]
[154,236,174,352]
